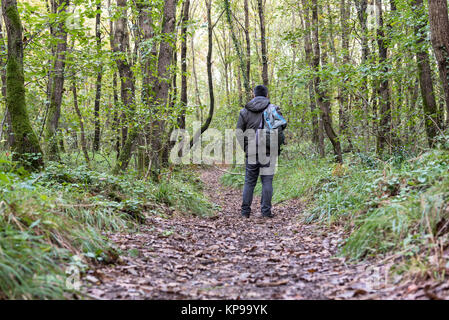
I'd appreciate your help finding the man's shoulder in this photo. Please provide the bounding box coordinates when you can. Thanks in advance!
[239,108,247,116]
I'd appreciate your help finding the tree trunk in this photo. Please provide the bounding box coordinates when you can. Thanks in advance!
[0,12,13,148]
[191,29,202,120]
[179,0,190,130]
[355,0,370,148]
[413,0,439,147]
[44,0,69,161]
[111,0,136,173]
[72,82,90,165]
[189,0,214,149]
[108,0,120,158]
[375,0,391,155]
[257,0,268,86]
[339,0,353,151]
[244,0,251,87]
[112,0,135,151]
[2,0,44,170]
[146,0,178,178]
[224,0,251,96]
[112,72,120,157]
[311,0,343,163]
[93,0,102,152]
[428,0,449,125]
[301,0,324,157]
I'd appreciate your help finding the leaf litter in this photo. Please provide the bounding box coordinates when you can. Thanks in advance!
[83,168,449,300]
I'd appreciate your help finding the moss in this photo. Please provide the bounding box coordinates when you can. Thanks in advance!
[113,127,138,174]
[5,3,44,171]
[5,5,21,31]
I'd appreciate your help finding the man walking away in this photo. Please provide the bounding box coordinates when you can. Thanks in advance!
[236,85,287,218]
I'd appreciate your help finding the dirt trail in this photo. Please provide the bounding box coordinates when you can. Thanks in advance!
[83,168,433,300]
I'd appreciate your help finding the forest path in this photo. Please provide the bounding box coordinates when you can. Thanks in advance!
[83,168,406,300]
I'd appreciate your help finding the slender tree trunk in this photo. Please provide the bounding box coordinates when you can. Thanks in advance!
[224,0,251,96]
[118,0,178,177]
[2,0,44,170]
[326,3,337,60]
[93,0,102,152]
[301,0,323,156]
[214,28,230,98]
[112,0,135,151]
[311,0,343,163]
[244,0,251,87]
[44,0,69,161]
[339,0,353,151]
[257,0,269,86]
[0,13,13,148]
[191,30,202,120]
[111,0,136,173]
[375,0,391,155]
[72,82,90,165]
[111,72,120,157]
[428,0,449,125]
[413,0,439,147]
[189,0,214,149]
[355,0,370,148]
[179,0,190,130]
[108,0,120,158]
[237,63,243,106]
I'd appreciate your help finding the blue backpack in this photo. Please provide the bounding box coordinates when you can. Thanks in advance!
[257,104,287,155]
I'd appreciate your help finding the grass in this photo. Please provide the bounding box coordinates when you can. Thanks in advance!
[0,153,214,299]
[222,144,449,276]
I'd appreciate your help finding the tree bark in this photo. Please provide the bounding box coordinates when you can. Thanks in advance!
[108,0,120,158]
[301,0,324,157]
[2,0,44,170]
[111,0,137,173]
[112,0,135,151]
[179,0,190,130]
[112,71,120,157]
[428,0,449,126]
[147,0,178,178]
[44,0,69,161]
[244,0,251,87]
[257,0,268,86]
[339,0,353,151]
[107,0,120,158]
[224,0,251,96]
[93,0,102,152]
[72,82,90,165]
[311,0,343,163]
[191,28,202,120]
[355,0,370,148]
[189,0,214,149]
[413,0,439,147]
[0,12,13,148]
[375,0,391,155]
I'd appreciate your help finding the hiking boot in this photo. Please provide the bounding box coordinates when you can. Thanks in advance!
[262,213,274,218]
[242,213,250,218]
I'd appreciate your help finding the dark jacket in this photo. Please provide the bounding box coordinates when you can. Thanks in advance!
[236,96,286,154]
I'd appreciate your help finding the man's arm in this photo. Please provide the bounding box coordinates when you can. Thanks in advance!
[236,109,246,150]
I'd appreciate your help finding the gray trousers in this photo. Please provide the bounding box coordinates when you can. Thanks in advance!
[241,160,274,216]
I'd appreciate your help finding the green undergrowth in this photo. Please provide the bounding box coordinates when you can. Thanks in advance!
[0,154,214,299]
[222,145,449,275]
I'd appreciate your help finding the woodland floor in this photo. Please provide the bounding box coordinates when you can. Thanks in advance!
[83,168,449,300]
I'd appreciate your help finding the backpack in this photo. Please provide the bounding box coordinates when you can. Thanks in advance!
[257,104,287,155]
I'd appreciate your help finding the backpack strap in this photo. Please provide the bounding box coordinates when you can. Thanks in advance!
[264,104,275,130]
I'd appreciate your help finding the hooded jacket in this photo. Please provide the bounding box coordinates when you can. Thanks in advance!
[236,96,286,154]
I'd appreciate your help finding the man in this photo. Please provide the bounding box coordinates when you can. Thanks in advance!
[236,85,286,219]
